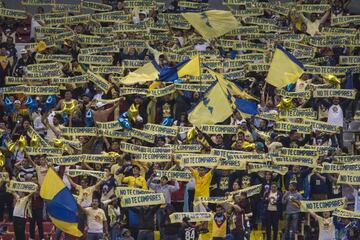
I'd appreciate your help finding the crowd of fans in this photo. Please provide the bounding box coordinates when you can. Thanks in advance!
[0,0,360,240]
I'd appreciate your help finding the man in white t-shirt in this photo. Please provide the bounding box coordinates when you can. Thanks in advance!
[327,97,344,128]
[309,210,335,240]
[84,198,108,240]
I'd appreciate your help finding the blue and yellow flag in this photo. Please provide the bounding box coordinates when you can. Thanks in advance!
[159,55,200,82]
[266,45,305,89]
[235,98,259,118]
[40,168,82,237]
[120,61,160,85]
[188,81,233,125]
[182,10,239,41]
[207,69,258,101]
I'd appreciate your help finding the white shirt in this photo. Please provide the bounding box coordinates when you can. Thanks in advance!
[13,195,31,218]
[327,104,344,127]
[317,216,335,240]
[85,207,107,233]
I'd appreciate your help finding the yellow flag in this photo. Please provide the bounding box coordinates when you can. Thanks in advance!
[178,55,201,78]
[188,81,233,125]
[207,69,258,101]
[266,45,305,89]
[120,62,159,85]
[182,10,239,40]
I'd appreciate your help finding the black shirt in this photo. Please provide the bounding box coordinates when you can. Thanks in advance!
[178,225,198,240]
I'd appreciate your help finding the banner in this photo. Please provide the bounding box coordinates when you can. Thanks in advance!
[44,14,91,26]
[87,70,112,92]
[27,62,61,72]
[148,84,176,97]
[228,153,267,163]
[91,11,130,23]
[172,144,202,153]
[35,53,73,63]
[304,119,340,133]
[181,155,219,167]
[25,147,63,156]
[133,153,172,163]
[121,193,165,207]
[305,65,360,75]
[248,163,288,175]
[144,123,178,137]
[175,83,210,93]
[78,54,113,66]
[154,170,193,182]
[61,127,98,137]
[178,1,208,9]
[278,89,312,99]
[218,159,246,170]
[334,155,360,164]
[321,27,357,36]
[25,69,63,79]
[194,196,227,205]
[274,121,311,134]
[78,34,114,45]
[0,7,27,19]
[124,1,156,9]
[122,60,147,69]
[90,66,123,75]
[272,156,316,167]
[257,112,277,121]
[47,155,83,165]
[169,212,213,223]
[210,149,243,159]
[0,85,60,95]
[34,12,67,21]
[339,56,360,65]
[96,121,122,131]
[309,36,359,47]
[52,4,80,12]
[83,154,115,164]
[66,169,106,179]
[300,197,346,212]
[91,26,114,35]
[333,208,360,219]
[81,0,112,11]
[321,162,360,174]
[129,128,156,143]
[313,89,357,100]
[51,75,88,85]
[99,129,131,140]
[331,15,360,26]
[232,8,264,17]
[279,148,319,157]
[337,174,360,185]
[228,184,262,198]
[198,125,237,134]
[279,109,317,119]
[120,142,173,154]
[296,4,331,13]
[115,187,154,197]
[21,0,55,6]
[246,63,270,72]
[7,181,38,193]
